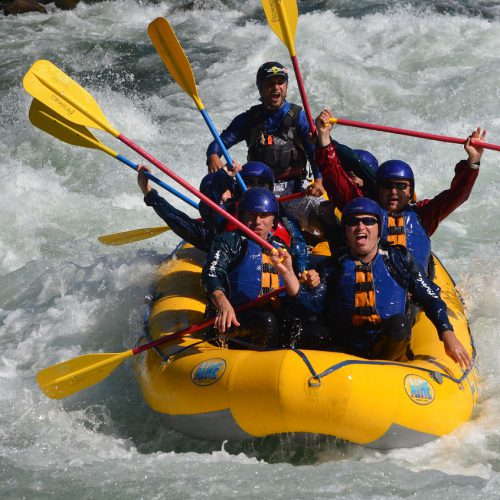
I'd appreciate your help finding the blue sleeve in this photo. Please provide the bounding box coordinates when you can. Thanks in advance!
[293,262,334,314]
[201,232,242,296]
[281,215,309,273]
[206,111,250,158]
[393,249,453,337]
[295,281,327,315]
[144,189,213,251]
[297,109,320,179]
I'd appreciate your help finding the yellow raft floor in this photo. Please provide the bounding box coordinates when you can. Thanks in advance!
[134,243,478,449]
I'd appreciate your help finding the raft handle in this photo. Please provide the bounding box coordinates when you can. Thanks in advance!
[308,376,321,388]
[430,371,444,384]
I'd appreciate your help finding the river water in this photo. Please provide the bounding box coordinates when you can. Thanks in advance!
[1,0,500,498]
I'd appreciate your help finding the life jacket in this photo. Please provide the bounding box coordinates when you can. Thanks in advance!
[244,103,307,181]
[228,238,285,306]
[328,249,407,336]
[381,206,431,273]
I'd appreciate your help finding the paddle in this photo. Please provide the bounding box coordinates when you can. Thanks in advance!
[98,226,171,246]
[329,116,500,152]
[37,286,286,399]
[29,99,199,209]
[23,60,275,253]
[97,192,307,246]
[148,17,247,193]
[262,0,316,135]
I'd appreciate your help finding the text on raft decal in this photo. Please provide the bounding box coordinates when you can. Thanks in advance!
[192,359,226,386]
[404,374,435,405]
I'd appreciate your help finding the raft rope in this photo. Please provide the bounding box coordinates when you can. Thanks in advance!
[290,346,477,387]
[142,328,476,388]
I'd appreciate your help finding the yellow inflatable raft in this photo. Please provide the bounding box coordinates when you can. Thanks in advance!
[135,243,478,449]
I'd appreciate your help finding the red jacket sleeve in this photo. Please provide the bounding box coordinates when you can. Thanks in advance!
[315,142,363,210]
[415,160,479,237]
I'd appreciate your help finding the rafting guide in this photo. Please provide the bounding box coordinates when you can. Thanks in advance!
[206,61,328,234]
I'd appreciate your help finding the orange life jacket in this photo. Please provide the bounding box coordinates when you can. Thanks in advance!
[386,214,407,247]
[352,261,383,327]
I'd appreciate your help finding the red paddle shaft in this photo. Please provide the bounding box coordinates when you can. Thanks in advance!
[333,117,500,152]
[291,55,317,136]
[118,134,275,252]
[131,286,286,355]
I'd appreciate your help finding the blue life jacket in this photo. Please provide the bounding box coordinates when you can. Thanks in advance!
[228,238,285,306]
[329,250,407,347]
[381,205,431,272]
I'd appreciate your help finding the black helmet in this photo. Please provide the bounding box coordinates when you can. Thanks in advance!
[256,62,288,92]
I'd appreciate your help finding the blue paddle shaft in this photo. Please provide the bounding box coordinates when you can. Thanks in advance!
[199,108,247,192]
[116,154,199,209]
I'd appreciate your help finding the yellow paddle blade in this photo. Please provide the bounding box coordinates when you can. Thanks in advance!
[37,350,133,399]
[98,226,171,246]
[23,60,119,136]
[148,17,204,110]
[261,0,298,55]
[29,99,103,151]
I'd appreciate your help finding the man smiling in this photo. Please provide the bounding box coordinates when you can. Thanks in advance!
[314,108,485,274]
[206,61,325,198]
[271,197,471,368]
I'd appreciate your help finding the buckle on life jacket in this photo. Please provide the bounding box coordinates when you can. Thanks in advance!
[354,306,377,316]
[355,263,371,272]
[355,282,374,292]
[388,226,405,235]
[262,263,278,274]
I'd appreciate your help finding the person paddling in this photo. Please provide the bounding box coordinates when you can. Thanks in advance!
[201,188,291,348]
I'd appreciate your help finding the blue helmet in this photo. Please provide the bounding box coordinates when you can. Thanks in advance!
[256,61,288,92]
[241,161,275,191]
[199,172,217,195]
[238,187,279,216]
[353,149,379,173]
[376,160,414,194]
[341,197,383,234]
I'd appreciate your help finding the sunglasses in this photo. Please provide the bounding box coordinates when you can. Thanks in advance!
[244,177,271,188]
[345,217,378,227]
[380,180,411,191]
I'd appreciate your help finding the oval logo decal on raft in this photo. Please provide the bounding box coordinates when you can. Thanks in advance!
[192,359,226,386]
[404,374,435,405]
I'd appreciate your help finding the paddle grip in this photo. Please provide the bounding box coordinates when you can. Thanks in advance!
[116,154,199,209]
[117,134,274,252]
[131,286,286,356]
[199,108,248,192]
[335,118,500,152]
